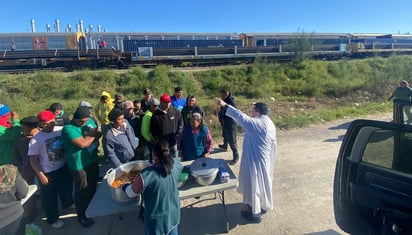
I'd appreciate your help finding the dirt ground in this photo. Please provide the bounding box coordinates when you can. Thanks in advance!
[26,112,392,235]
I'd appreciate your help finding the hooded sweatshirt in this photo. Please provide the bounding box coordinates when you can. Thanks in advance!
[0,165,29,229]
[95,91,114,125]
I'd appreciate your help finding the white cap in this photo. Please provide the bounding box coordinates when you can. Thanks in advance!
[79,101,93,108]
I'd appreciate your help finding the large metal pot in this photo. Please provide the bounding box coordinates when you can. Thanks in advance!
[189,158,219,186]
[106,160,152,202]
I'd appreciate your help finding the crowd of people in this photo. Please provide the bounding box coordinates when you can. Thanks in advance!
[0,85,279,234]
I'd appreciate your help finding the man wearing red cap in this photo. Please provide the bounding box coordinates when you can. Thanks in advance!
[28,110,73,229]
[0,103,21,165]
[150,94,184,158]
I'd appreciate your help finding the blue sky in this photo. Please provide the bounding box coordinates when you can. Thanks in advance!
[3,0,412,34]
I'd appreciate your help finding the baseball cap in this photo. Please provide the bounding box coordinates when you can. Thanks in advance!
[148,98,160,106]
[0,104,10,117]
[73,106,91,119]
[160,94,172,103]
[79,101,93,108]
[37,110,56,123]
[21,116,38,127]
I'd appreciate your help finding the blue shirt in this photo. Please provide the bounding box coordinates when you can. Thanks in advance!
[170,96,186,111]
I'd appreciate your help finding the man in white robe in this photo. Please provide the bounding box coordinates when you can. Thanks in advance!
[216,99,277,223]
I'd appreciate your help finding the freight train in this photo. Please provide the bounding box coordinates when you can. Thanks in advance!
[1,31,412,71]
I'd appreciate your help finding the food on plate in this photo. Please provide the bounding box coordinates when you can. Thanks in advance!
[111,170,141,188]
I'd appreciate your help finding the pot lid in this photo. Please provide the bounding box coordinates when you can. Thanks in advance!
[189,158,219,176]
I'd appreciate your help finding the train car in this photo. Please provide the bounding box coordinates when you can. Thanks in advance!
[0,32,86,51]
[247,32,350,47]
[123,39,242,51]
[348,34,412,52]
[86,32,240,50]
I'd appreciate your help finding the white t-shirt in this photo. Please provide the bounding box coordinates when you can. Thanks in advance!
[28,126,66,173]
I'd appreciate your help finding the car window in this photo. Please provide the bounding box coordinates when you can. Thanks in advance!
[402,105,412,125]
[362,130,393,168]
[361,128,412,174]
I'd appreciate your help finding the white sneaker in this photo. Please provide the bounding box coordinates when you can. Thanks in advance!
[51,219,64,229]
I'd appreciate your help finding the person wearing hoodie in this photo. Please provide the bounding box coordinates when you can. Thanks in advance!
[95,91,114,131]
[96,92,114,160]
[0,104,21,165]
[0,164,29,235]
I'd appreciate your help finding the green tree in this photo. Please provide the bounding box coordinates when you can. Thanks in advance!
[291,29,315,65]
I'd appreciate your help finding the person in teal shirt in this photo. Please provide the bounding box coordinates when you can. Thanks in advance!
[62,106,102,228]
[124,139,182,235]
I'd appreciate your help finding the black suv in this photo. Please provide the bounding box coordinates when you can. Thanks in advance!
[334,100,412,234]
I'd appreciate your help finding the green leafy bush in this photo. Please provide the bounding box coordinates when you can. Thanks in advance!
[1,55,407,133]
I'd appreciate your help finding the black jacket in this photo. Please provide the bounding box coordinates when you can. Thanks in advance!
[181,105,204,125]
[218,92,237,128]
[150,107,183,146]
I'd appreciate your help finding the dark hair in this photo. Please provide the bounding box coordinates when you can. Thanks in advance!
[185,94,195,106]
[174,87,183,92]
[220,88,229,94]
[49,103,63,112]
[108,108,124,122]
[143,88,152,95]
[114,94,125,102]
[152,139,174,176]
[254,102,269,115]
[133,99,141,106]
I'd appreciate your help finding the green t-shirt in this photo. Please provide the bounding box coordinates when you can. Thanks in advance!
[62,118,98,170]
[0,119,21,165]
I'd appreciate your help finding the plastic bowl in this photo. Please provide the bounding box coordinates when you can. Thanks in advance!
[178,167,190,188]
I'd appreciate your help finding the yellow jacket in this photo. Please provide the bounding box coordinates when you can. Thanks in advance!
[95,91,114,125]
